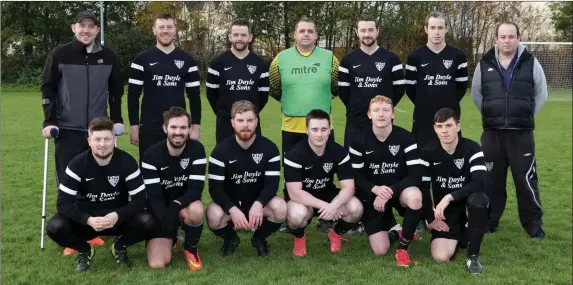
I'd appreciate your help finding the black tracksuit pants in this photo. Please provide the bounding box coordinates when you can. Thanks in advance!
[54,129,90,187]
[481,129,543,236]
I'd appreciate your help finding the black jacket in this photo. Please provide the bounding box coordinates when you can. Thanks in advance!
[41,37,123,131]
[479,47,535,129]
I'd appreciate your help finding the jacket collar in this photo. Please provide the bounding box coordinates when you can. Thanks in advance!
[71,37,103,54]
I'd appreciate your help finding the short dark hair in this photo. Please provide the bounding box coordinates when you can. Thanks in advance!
[154,13,174,25]
[425,11,447,27]
[89,117,113,134]
[163,106,191,127]
[295,18,316,31]
[231,100,257,119]
[434,108,459,124]
[355,16,378,29]
[306,109,330,127]
[230,18,250,32]
[495,21,520,38]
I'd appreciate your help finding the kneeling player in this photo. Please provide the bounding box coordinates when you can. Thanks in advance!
[420,108,489,274]
[207,101,286,256]
[349,96,424,267]
[284,110,363,256]
[142,107,207,270]
[47,117,153,272]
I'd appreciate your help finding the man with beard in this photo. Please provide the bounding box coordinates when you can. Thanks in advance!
[338,16,406,148]
[206,18,270,143]
[128,13,201,161]
[349,96,424,267]
[142,107,207,271]
[207,101,286,257]
[41,10,125,254]
[47,117,153,271]
[338,16,407,236]
[405,11,469,149]
[283,110,363,257]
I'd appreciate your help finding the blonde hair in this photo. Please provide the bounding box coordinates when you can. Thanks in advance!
[231,100,257,119]
[369,95,394,110]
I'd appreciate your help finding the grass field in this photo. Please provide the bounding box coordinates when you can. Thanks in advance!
[1,88,571,285]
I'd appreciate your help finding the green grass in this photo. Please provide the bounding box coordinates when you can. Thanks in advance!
[1,89,571,285]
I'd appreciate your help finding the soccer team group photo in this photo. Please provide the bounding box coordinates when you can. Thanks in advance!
[2,1,572,284]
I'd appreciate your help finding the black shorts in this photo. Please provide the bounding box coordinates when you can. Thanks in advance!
[361,197,406,236]
[284,189,339,220]
[429,206,468,247]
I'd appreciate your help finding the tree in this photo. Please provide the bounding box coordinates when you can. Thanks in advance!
[549,2,572,42]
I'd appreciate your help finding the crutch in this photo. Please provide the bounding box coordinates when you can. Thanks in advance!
[113,124,124,147]
[41,128,59,251]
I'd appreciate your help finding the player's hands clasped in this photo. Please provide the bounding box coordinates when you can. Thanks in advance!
[373,196,388,212]
[248,201,264,229]
[318,203,342,221]
[372,185,393,200]
[435,194,453,221]
[87,217,110,232]
[229,206,250,230]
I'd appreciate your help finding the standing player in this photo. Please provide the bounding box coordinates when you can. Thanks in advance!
[207,101,286,257]
[270,18,339,234]
[349,96,424,267]
[420,108,489,274]
[41,10,124,254]
[283,110,363,256]
[338,16,406,147]
[47,117,153,271]
[404,11,469,149]
[206,18,270,143]
[142,107,207,271]
[128,13,201,161]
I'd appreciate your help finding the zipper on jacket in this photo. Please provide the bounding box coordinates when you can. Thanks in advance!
[494,55,520,127]
[86,54,90,130]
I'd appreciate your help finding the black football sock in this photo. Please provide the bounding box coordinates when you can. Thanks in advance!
[334,220,356,235]
[181,222,203,254]
[254,218,283,240]
[397,208,421,250]
[211,223,237,240]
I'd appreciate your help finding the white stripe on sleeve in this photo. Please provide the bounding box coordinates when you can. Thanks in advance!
[392,64,403,72]
[128,78,143,85]
[59,184,77,195]
[338,66,349,74]
[193,158,207,165]
[404,144,417,153]
[265,171,280,176]
[348,147,362,156]
[338,81,350,87]
[338,155,350,165]
[260,72,269,78]
[258,87,269,92]
[268,155,281,162]
[470,165,487,172]
[131,63,144,71]
[188,66,198,72]
[208,68,219,76]
[352,163,364,169]
[458,62,468,69]
[405,65,417,72]
[65,167,81,182]
[284,158,302,168]
[206,83,219,89]
[125,169,141,181]
[469,151,484,163]
[455,77,468,82]
[128,184,145,195]
[404,80,416,85]
[144,178,160,184]
[393,79,406,85]
[209,157,225,167]
[189,175,205,181]
[208,174,225,181]
[141,162,157,170]
[186,81,200,87]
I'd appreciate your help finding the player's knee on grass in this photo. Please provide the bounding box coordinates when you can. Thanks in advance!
[343,197,364,222]
[431,239,457,263]
[46,215,70,239]
[286,202,311,229]
[400,186,423,210]
[182,200,205,225]
[368,232,390,256]
[266,197,287,222]
[467,192,489,209]
[206,202,226,229]
[147,239,174,268]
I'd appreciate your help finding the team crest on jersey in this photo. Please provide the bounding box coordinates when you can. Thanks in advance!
[180,158,190,169]
[486,162,494,171]
[174,60,185,69]
[375,62,385,72]
[443,60,453,69]
[389,145,400,156]
[247,65,257,74]
[323,162,333,173]
[454,158,465,169]
[252,153,263,164]
[107,176,119,187]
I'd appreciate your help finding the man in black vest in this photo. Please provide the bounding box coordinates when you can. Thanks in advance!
[471,22,548,239]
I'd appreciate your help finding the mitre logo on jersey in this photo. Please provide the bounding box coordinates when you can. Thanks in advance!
[454,158,465,169]
[180,158,190,169]
[247,65,257,74]
[486,162,494,171]
[174,60,185,69]
[108,176,119,187]
[389,145,400,156]
[375,62,385,72]
[323,162,333,173]
[252,153,263,164]
[443,60,453,69]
